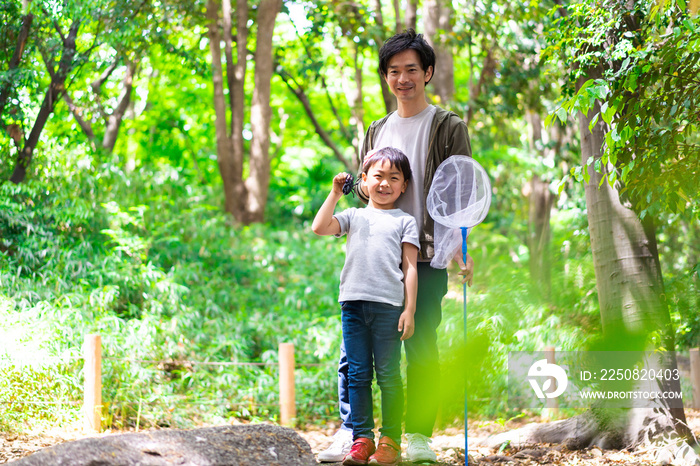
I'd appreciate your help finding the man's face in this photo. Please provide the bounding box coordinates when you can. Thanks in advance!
[384,49,433,104]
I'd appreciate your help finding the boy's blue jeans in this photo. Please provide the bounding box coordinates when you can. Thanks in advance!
[337,263,448,438]
[341,300,403,443]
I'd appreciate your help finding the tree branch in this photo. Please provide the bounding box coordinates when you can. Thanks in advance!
[63,91,96,142]
[467,41,497,125]
[291,22,353,145]
[91,60,119,95]
[277,69,353,171]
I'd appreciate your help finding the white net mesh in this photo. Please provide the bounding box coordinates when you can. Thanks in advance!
[426,156,491,269]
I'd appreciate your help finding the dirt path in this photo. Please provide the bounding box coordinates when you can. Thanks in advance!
[299,417,665,466]
[2,411,699,465]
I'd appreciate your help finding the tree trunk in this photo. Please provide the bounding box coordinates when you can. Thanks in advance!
[405,0,418,31]
[525,110,555,299]
[0,9,33,120]
[423,0,454,104]
[349,44,364,163]
[466,42,496,125]
[10,20,80,184]
[208,0,279,224]
[244,0,282,223]
[392,0,401,34]
[206,0,244,220]
[578,81,688,444]
[527,175,554,298]
[582,115,667,336]
[369,0,397,115]
[102,59,138,153]
[229,0,248,217]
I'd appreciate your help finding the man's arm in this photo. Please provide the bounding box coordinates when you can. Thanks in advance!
[354,130,371,204]
[447,114,472,159]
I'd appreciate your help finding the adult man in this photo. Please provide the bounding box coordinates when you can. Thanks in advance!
[319,29,474,464]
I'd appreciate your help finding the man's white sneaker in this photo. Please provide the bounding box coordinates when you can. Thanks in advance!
[405,433,438,463]
[317,429,353,463]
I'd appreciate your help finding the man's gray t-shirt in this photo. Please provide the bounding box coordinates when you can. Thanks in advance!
[373,105,436,252]
[334,206,420,307]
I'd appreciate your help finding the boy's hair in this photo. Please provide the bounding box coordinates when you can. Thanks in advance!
[362,147,413,183]
[378,28,436,85]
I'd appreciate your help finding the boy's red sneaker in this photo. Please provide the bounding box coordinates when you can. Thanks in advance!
[343,437,376,465]
[368,436,401,466]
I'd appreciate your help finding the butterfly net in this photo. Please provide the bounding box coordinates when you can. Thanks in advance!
[426,156,491,269]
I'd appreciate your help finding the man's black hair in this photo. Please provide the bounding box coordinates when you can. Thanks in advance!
[378,28,436,85]
[362,147,413,183]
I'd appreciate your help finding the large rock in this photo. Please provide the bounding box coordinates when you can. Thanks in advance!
[8,424,317,466]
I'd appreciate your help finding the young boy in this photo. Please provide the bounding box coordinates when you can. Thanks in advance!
[312,147,419,466]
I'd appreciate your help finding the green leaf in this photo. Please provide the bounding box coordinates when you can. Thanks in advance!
[544,113,555,128]
[609,126,621,142]
[592,83,608,99]
[572,165,583,182]
[556,106,568,123]
[601,99,618,125]
[600,101,609,122]
[558,174,570,195]
[583,164,591,184]
[620,126,633,143]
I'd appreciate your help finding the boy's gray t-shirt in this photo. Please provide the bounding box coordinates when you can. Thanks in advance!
[334,206,420,307]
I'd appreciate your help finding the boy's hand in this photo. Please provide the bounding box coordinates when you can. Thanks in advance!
[332,173,350,195]
[398,310,415,341]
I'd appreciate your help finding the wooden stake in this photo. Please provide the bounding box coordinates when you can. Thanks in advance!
[690,348,700,409]
[83,334,102,433]
[279,342,296,426]
[542,346,559,419]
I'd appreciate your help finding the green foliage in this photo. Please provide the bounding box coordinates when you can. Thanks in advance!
[437,200,599,421]
[604,13,700,219]
[266,152,347,226]
[0,362,81,432]
[544,0,700,220]
[0,148,607,431]
[2,0,698,436]
[0,160,349,431]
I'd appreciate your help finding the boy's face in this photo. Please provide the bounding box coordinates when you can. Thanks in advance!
[384,49,433,105]
[362,159,407,210]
